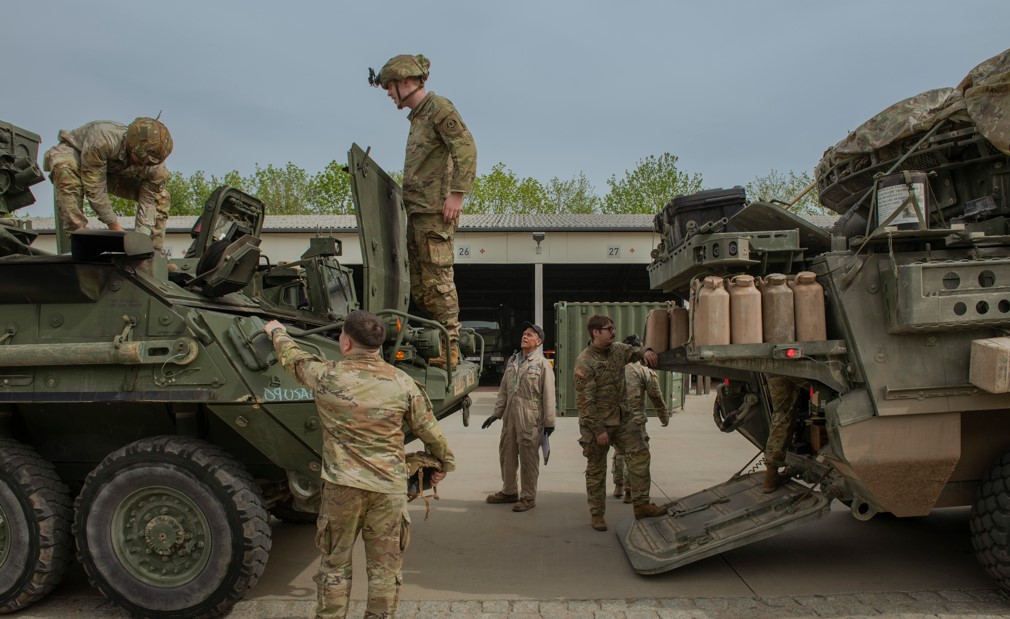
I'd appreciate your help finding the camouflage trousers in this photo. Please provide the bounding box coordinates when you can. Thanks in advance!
[406,213,460,343]
[611,423,649,486]
[498,421,540,502]
[314,482,410,619]
[765,376,805,468]
[580,421,652,516]
[45,143,170,250]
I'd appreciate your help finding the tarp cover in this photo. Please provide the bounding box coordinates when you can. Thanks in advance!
[819,47,1010,167]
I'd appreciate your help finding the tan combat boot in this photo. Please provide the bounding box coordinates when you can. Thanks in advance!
[430,343,460,369]
[591,515,607,531]
[512,498,535,512]
[623,489,632,504]
[633,503,667,519]
[762,466,785,493]
[613,483,624,498]
[486,491,519,504]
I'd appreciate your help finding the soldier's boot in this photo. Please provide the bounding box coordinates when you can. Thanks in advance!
[633,503,667,520]
[429,343,460,369]
[512,498,535,512]
[486,491,519,504]
[762,466,786,493]
[591,515,607,531]
[623,489,632,504]
[613,483,624,498]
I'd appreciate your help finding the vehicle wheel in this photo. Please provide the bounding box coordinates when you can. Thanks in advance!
[74,436,271,618]
[0,438,73,614]
[971,450,1010,593]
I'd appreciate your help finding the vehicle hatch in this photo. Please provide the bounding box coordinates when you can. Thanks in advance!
[348,144,410,314]
[616,472,831,574]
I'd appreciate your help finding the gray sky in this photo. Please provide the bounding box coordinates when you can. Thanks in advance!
[8,1,1008,216]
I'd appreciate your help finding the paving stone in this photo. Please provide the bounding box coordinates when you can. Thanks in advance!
[568,600,601,613]
[658,598,697,610]
[511,600,540,614]
[694,598,729,611]
[595,611,628,619]
[417,599,452,615]
[627,598,660,610]
[483,600,512,613]
[600,598,630,611]
[624,610,661,619]
[656,611,698,619]
[937,590,980,603]
[538,600,568,615]
[450,600,484,614]
[758,596,802,608]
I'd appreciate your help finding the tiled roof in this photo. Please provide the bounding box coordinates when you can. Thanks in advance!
[28,212,840,233]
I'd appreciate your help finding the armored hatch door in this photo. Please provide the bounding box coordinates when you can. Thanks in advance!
[348,144,410,314]
[616,471,831,574]
[183,186,265,263]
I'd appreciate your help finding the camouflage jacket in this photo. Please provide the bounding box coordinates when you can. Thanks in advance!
[272,331,455,494]
[573,341,647,435]
[403,92,476,215]
[624,362,669,425]
[47,121,169,225]
[492,350,556,436]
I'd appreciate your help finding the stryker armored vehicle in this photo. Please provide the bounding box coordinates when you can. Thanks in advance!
[0,129,478,617]
[625,48,1010,592]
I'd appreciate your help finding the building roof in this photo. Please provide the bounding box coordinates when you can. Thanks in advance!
[28,212,839,234]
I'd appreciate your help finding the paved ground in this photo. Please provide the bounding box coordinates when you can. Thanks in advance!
[18,388,1010,618]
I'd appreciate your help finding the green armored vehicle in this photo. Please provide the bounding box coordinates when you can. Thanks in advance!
[625,47,1010,591]
[0,131,478,617]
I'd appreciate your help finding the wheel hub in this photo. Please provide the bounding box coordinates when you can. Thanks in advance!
[111,486,212,587]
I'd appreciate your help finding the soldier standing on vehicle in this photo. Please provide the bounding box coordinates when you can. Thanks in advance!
[264,310,455,619]
[612,334,671,504]
[43,118,173,251]
[482,322,556,512]
[370,53,477,369]
[574,314,668,531]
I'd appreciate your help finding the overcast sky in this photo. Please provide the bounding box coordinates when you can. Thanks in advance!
[8,1,1008,217]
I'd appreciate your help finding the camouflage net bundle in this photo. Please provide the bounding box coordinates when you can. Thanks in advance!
[816,47,1010,219]
[405,451,443,520]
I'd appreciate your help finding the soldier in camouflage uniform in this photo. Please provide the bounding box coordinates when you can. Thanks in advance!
[574,315,667,531]
[763,375,807,493]
[264,311,455,619]
[481,322,556,512]
[43,118,173,250]
[370,54,477,368]
[612,335,671,504]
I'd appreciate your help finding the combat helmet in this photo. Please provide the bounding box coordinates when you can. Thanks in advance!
[125,117,173,166]
[369,54,430,109]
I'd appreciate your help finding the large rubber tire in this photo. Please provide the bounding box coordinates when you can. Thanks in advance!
[0,438,73,614]
[74,436,271,618]
[971,450,1010,593]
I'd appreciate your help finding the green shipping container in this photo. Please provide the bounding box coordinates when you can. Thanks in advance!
[554,301,686,417]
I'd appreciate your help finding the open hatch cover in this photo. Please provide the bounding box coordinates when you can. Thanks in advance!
[616,472,831,574]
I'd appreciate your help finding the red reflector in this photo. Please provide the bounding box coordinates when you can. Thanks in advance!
[786,348,798,358]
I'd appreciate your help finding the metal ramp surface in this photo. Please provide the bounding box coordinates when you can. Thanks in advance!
[616,472,832,574]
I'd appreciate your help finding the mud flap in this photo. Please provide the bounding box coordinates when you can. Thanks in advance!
[616,471,832,574]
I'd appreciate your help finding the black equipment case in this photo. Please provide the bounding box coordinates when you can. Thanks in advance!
[658,187,747,246]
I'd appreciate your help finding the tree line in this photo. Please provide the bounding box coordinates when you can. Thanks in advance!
[109,154,827,218]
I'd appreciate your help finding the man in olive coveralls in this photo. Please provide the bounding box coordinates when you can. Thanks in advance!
[264,311,455,619]
[574,314,668,531]
[481,322,556,512]
[43,117,173,250]
[371,54,477,368]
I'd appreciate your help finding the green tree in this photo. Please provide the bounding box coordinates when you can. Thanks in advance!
[464,162,546,214]
[745,169,827,217]
[309,160,354,214]
[244,162,312,215]
[603,153,703,214]
[543,173,601,214]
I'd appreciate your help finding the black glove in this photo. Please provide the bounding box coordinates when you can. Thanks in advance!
[544,426,554,437]
[481,416,499,430]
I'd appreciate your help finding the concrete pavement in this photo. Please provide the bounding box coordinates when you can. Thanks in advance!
[18,388,1010,618]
